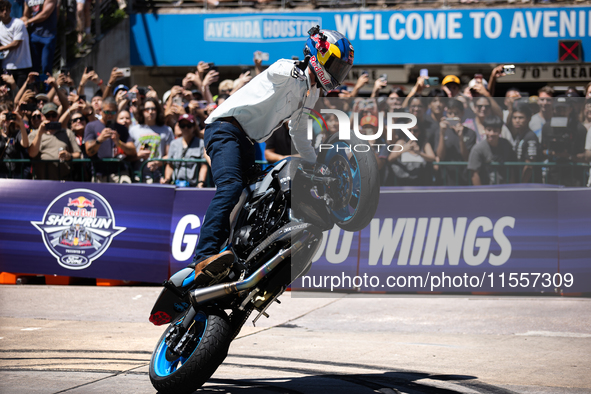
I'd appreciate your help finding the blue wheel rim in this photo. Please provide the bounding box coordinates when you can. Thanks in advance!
[153,312,207,377]
[322,141,361,222]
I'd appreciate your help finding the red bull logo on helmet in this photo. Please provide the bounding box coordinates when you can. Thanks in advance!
[310,56,331,86]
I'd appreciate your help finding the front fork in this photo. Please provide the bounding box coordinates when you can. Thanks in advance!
[164,307,200,360]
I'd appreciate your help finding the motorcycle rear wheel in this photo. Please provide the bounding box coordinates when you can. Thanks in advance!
[149,308,232,394]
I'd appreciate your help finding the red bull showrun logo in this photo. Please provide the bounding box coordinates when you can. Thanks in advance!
[31,189,125,270]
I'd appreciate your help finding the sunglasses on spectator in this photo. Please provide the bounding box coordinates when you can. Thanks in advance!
[103,110,117,115]
[32,115,42,120]
[45,112,58,119]
[144,107,157,112]
[72,117,85,123]
[475,104,491,109]
[179,122,193,129]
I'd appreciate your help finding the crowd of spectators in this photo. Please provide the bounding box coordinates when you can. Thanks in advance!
[0,52,590,188]
[308,66,591,187]
[0,54,262,186]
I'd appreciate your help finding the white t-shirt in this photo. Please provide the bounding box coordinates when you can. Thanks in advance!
[0,18,32,70]
[206,59,319,163]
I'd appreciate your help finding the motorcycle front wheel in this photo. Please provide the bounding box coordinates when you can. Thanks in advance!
[149,308,232,394]
[317,132,380,232]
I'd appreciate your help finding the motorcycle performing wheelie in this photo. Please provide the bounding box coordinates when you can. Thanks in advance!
[147,27,379,393]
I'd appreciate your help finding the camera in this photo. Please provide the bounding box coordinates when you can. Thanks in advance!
[425,77,439,87]
[207,62,218,72]
[379,73,388,82]
[6,113,16,121]
[127,91,137,101]
[503,65,515,75]
[116,67,131,77]
[105,120,116,129]
[172,95,184,106]
[137,87,147,97]
[19,103,36,112]
[46,122,62,131]
[443,117,460,127]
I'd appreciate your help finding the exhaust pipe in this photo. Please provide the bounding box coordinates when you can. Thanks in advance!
[190,238,306,307]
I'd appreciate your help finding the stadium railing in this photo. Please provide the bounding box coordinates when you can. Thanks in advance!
[2,158,590,187]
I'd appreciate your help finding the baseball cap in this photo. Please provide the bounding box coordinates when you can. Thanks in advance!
[360,114,378,128]
[554,96,571,108]
[113,84,129,96]
[162,90,172,105]
[442,75,460,86]
[35,93,50,102]
[42,103,58,115]
[219,79,234,92]
[178,114,195,124]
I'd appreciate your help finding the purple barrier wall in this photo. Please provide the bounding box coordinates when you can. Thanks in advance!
[0,180,173,283]
[169,188,215,274]
[292,186,590,294]
[1,179,589,293]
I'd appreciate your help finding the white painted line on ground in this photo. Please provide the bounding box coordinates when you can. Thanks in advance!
[132,295,142,300]
[516,331,591,338]
[21,327,42,331]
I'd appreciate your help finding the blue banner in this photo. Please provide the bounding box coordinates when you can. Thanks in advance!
[130,7,591,66]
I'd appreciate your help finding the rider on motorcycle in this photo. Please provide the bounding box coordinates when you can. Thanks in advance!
[189,27,354,286]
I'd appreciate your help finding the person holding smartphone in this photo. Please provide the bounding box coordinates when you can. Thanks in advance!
[0,101,29,178]
[28,103,81,180]
[435,99,477,185]
[84,97,137,183]
[128,97,174,183]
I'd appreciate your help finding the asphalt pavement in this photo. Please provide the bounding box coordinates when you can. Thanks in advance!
[0,285,590,394]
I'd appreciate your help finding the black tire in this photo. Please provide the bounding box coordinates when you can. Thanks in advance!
[149,309,232,394]
[318,133,380,232]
